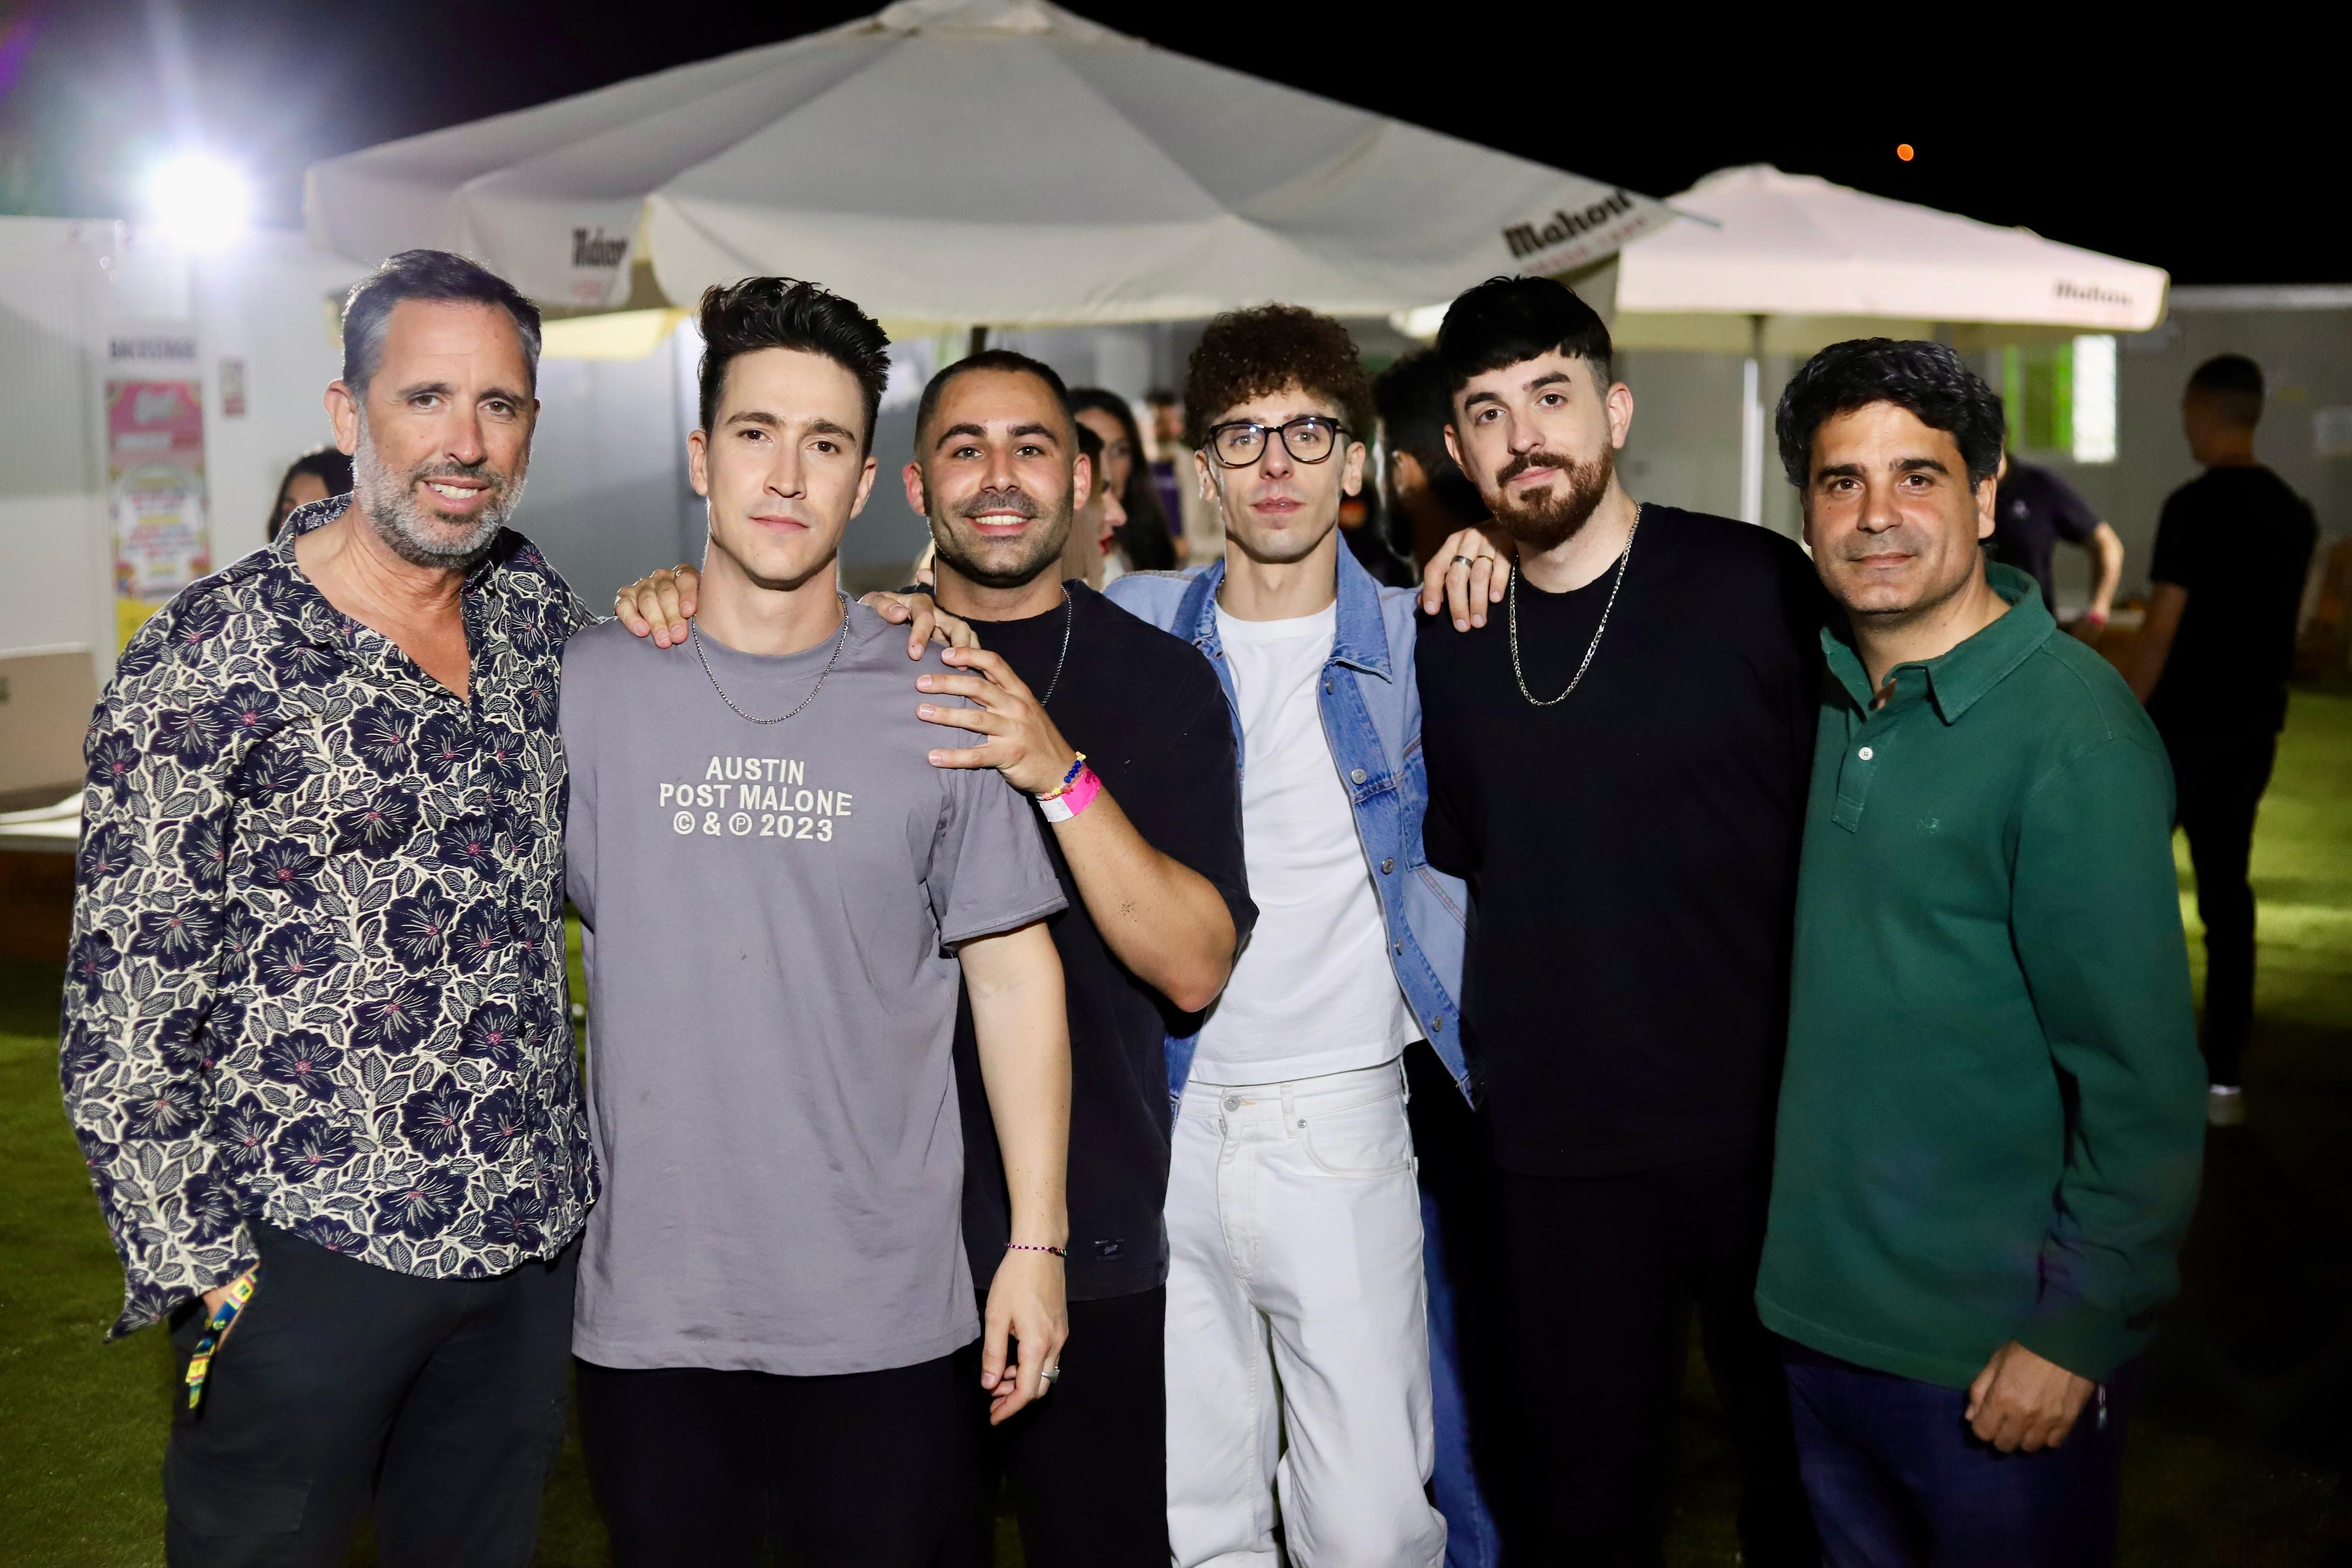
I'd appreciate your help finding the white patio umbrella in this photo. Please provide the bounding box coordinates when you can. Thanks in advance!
[1396,166,2170,523]
[305,0,1668,329]
[1618,166,2169,522]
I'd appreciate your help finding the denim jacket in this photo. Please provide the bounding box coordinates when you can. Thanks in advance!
[1105,542,1472,1105]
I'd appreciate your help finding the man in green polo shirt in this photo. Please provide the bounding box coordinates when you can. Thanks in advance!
[1758,338,2204,1568]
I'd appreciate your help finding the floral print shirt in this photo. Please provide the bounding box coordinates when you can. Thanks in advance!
[62,496,595,1337]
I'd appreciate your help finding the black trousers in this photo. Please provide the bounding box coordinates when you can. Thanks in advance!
[2165,726,2279,1087]
[1495,1152,1819,1568]
[575,1350,975,1568]
[949,1286,1169,1568]
[163,1221,576,1568]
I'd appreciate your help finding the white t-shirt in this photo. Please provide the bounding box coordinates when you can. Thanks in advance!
[1190,601,1416,1085]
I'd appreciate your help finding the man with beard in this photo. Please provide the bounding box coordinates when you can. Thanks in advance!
[608,348,1250,1566]
[1414,276,1822,1567]
[62,249,593,1566]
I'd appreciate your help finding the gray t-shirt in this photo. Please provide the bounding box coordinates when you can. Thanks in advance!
[560,603,1065,1376]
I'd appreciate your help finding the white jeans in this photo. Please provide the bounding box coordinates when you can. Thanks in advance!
[1166,1057,1446,1568]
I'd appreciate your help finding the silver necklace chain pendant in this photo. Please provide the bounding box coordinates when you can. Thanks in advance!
[1508,503,1641,708]
[1037,586,1074,707]
[690,592,853,725]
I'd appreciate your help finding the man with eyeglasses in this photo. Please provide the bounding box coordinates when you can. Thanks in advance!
[1106,305,1466,1566]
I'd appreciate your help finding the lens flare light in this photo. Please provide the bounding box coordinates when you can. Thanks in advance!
[1896,143,1916,162]
[147,151,254,251]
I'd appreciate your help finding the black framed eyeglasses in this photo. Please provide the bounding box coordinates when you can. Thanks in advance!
[1204,416,1349,468]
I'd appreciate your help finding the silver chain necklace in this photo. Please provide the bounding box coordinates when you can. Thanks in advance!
[689,592,852,725]
[1508,504,1642,708]
[1035,587,1074,707]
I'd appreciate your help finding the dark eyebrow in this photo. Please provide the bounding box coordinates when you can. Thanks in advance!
[1523,371,1574,392]
[933,420,1063,451]
[394,380,454,402]
[724,410,780,430]
[806,417,859,443]
[1813,455,1952,484]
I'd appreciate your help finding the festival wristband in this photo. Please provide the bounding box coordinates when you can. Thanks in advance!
[183,1268,259,1411]
[1035,764,1101,823]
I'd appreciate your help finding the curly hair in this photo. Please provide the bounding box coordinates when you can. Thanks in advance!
[1773,338,2006,491]
[1182,305,1374,451]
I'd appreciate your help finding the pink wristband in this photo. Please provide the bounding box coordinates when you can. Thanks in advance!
[1036,764,1100,823]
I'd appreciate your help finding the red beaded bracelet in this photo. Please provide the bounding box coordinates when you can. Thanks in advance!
[1005,1243,1067,1257]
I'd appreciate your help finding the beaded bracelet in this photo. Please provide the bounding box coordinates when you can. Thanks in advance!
[1005,1243,1067,1258]
[1036,753,1088,801]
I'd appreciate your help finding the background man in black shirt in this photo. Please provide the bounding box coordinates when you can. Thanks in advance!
[2128,353,2319,1120]
[1377,348,1491,573]
[1415,277,1821,1568]
[612,350,1253,1568]
[1992,451,2125,628]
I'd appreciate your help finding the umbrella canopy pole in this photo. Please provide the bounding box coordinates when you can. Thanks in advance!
[1738,314,1766,525]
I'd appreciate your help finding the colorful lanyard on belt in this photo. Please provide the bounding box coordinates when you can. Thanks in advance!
[183,1270,258,1411]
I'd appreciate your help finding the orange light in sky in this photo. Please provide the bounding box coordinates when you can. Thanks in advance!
[1896,143,1916,162]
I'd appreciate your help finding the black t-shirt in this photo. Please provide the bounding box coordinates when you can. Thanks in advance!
[1990,461,2101,613]
[2148,465,2318,737]
[1418,506,1825,1179]
[950,582,1253,1300]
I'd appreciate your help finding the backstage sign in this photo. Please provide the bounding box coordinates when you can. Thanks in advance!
[1501,188,1648,276]
[566,225,630,305]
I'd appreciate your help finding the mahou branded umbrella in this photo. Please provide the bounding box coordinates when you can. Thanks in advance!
[305,0,1669,326]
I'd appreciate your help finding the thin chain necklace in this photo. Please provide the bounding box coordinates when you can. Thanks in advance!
[1035,587,1074,707]
[1508,504,1642,708]
[689,592,852,725]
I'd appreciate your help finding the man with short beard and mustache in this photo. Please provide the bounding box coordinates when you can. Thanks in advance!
[1411,276,1825,1568]
[62,249,597,1567]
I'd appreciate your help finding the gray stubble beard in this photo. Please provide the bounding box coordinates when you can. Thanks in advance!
[351,416,525,571]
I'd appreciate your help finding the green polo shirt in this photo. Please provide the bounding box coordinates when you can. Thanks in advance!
[1757,565,2204,1390]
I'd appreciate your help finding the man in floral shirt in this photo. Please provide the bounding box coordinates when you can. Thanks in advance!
[62,250,592,1567]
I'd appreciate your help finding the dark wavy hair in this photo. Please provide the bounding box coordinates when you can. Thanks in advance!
[1183,305,1374,450]
[696,277,891,449]
[1069,388,1175,570]
[1774,338,2007,490]
[1435,275,1613,396]
[343,250,541,396]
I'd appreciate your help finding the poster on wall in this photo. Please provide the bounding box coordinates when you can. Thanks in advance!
[107,374,211,648]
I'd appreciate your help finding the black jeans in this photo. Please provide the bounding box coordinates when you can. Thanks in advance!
[2165,726,2279,1087]
[950,1286,1168,1568]
[575,1350,975,1568]
[1495,1151,1819,1568]
[164,1221,576,1568]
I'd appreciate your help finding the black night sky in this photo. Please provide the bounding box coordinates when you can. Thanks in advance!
[0,0,2333,288]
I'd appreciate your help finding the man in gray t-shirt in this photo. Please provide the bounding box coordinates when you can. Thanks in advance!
[560,277,1072,1568]
[563,603,1063,1373]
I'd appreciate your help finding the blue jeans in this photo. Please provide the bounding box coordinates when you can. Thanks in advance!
[1782,1343,2130,1568]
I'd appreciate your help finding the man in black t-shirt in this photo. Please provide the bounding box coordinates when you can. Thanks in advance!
[1992,452,2125,626]
[1413,277,1822,1567]
[2128,354,2318,1118]
[615,350,1252,1568]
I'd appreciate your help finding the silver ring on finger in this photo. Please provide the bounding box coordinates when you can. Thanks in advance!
[1041,1363,1061,1385]
[1453,554,1476,566]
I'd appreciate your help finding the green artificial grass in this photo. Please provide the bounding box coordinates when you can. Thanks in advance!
[5,692,2348,1564]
